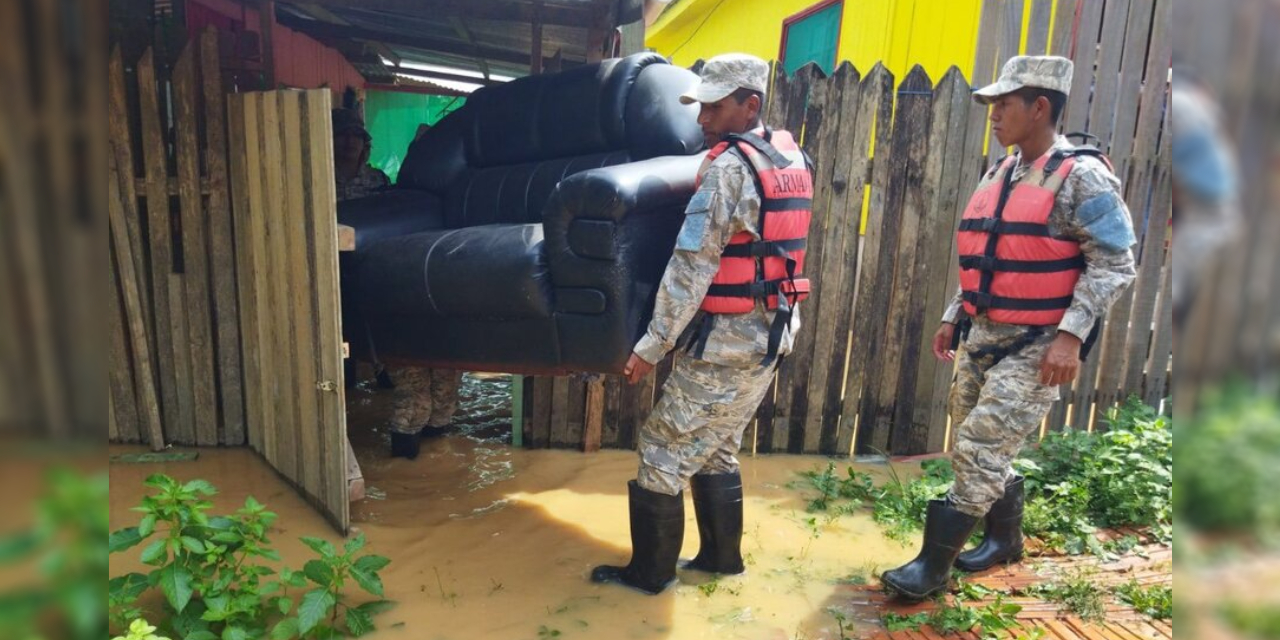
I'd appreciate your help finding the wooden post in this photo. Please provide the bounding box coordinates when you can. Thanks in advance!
[259,0,276,88]
[583,377,605,452]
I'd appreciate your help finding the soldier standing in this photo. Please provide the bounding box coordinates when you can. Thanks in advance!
[331,108,463,460]
[880,56,1137,600]
[592,53,812,595]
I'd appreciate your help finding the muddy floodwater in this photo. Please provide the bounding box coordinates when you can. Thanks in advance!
[110,375,918,640]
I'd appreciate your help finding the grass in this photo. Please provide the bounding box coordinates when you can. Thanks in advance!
[1020,570,1108,622]
[1113,580,1172,620]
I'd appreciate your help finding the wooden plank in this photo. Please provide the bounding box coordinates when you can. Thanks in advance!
[526,377,550,448]
[566,375,588,448]
[110,154,166,450]
[839,64,895,455]
[259,91,292,471]
[109,241,142,444]
[228,93,263,452]
[802,62,863,454]
[173,43,220,446]
[1025,0,1055,55]
[881,66,938,455]
[260,0,276,87]
[972,0,1004,87]
[246,93,278,456]
[908,68,972,455]
[200,29,246,446]
[1049,0,1080,57]
[601,376,622,448]
[770,63,822,454]
[859,66,933,455]
[134,48,191,442]
[583,377,605,452]
[337,224,356,251]
[1107,0,1156,177]
[994,0,1025,148]
[548,376,573,448]
[279,90,321,496]
[1063,0,1105,134]
[776,62,837,455]
[1086,0,1133,145]
[302,89,349,532]
[1122,137,1172,398]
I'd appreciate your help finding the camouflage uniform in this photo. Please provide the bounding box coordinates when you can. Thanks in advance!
[389,367,463,435]
[1170,82,1240,317]
[940,134,1138,517]
[336,164,390,202]
[632,146,801,497]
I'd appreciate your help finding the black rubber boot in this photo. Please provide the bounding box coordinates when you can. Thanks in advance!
[591,481,685,595]
[681,472,745,575]
[956,476,1025,572]
[880,499,980,601]
[389,432,420,460]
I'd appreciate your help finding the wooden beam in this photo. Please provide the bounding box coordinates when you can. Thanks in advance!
[531,0,544,74]
[277,17,536,66]
[260,1,276,87]
[295,0,597,28]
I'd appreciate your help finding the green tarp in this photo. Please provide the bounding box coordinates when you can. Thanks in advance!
[365,91,466,183]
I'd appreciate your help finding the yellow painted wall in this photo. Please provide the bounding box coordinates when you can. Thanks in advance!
[648,0,987,85]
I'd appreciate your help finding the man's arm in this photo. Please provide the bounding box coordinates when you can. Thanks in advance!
[941,287,964,325]
[632,161,750,366]
[1056,164,1138,341]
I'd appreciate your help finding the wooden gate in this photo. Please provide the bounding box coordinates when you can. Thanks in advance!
[227,89,349,533]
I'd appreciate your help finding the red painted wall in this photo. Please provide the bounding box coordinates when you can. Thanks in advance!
[186,0,366,95]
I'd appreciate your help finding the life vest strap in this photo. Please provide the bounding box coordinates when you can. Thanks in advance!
[958,255,1086,273]
[957,218,1053,237]
[720,238,807,258]
[964,291,1074,311]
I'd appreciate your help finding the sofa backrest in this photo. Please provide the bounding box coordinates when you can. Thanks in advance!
[396,53,702,228]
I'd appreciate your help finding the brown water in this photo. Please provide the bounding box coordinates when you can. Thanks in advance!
[110,376,917,640]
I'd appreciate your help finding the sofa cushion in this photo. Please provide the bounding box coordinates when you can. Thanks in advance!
[336,189,444,251]
[442,150,630,228]
[358,224,551,319]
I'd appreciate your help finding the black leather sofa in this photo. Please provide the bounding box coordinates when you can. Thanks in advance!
[339,53,707,376]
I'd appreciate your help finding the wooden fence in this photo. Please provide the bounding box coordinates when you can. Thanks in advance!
[524,0,1175,455]
[108,30,246,449]
[0,0,105,440]
[1174,0,1280,414]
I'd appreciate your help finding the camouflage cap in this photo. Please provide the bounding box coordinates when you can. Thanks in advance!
[679,53,769,105]
[972,55,1073,104]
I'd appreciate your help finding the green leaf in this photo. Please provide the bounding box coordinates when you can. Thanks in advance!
[343,533,367,556]
[300,536,336,557]
[271,617,299,640]
[303,559,334,585]
[144,473,174,488]
[222,624,251,640]
[109,527,145,553]
[355,600,396,616]
[181,536,207,554]
[298,589,337,635]
[159,563,195,613]
[349,565,384,597]
[184,479,218,495]
[353,555,391,574]
[345,607,375,636]
[187,632,219,640]
[245,495,264,511]
[0,532,39,561]
[276,596,293,615]
[140,538,168,565]
[138,513,158,538]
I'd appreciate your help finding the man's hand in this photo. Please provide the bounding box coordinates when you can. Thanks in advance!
[1039,332,1083,386]
[624,353,655,385]
[933,323,957,361]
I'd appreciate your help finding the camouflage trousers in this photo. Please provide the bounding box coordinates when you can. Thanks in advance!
[389,367,463,434]
[947,317,1059,518]
[637,352,776,496]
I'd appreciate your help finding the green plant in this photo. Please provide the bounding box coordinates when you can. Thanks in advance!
[112,618,172,640]
[882,611,929,632]
[871,459,953,542]
[796,463,876,512]
[0,468,109,640]
[1176,385,1280,535]
[883,597,1027,640]
[1022,573,1107,622]
[537,625,562,638]
[1220,602,1280,639]
[1113,580,1171,620]
[108,474,394,640]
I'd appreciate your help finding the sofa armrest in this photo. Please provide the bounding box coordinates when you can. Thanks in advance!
[335,188,445,252]
[540,153,704,370]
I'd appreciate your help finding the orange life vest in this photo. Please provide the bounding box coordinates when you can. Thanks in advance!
[956,147,1110,326]
[691,128,813,364]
